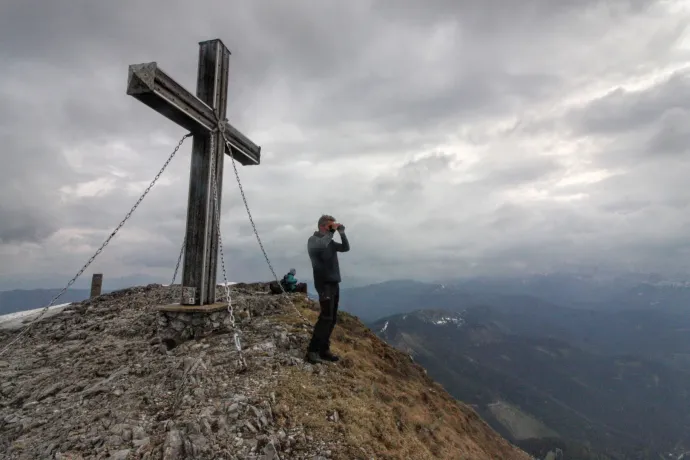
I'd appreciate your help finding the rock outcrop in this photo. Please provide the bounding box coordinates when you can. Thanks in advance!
[0,283,530,460]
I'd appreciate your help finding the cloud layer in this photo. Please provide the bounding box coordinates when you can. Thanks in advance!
[1,0,690,289]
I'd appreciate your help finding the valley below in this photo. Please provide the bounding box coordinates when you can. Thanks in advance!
[340,275,690,460]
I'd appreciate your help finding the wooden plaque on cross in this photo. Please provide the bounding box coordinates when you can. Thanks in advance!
[126,39,261,306]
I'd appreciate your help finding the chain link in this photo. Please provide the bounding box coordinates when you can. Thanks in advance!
[0,133,193,358]
[218,128,308,324]
[210,128,248,371]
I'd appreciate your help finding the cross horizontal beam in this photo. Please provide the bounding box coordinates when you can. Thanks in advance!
[127,62,261,166]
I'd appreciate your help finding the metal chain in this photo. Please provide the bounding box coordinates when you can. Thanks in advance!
[218,131,278,280]
[171,235,185,286]
[218,127,308,324]
[0,132,193,358]
[168,356,201,416]
[209,129,247,371]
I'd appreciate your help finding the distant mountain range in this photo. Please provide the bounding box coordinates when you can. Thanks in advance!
[0,273,167,292]
[0,273,167,315]
[446,273,690,312]
[340,273,690,322]
[337,277,690,459]
[0,289,95,316]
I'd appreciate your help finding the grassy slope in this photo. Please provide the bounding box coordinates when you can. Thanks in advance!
[271,302,531,460]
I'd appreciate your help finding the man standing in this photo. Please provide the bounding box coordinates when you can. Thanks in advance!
[305,214,350,364]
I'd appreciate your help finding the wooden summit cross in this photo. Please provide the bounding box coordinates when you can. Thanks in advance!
[126,39,261,306]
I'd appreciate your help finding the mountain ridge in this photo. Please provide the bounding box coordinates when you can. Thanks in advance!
[0,283,530,460]
[340,274,690,322]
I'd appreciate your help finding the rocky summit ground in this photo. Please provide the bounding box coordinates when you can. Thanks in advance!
[0,283,531,460]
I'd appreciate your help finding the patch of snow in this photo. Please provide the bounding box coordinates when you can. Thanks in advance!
[0,303,72,330]
[431,316,465,327]
[379,321,389,334]
[419,311,466,328]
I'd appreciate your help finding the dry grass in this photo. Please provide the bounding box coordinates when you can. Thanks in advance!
[270,302,531,460]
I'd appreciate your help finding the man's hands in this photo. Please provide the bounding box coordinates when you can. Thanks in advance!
[329,222,345,232]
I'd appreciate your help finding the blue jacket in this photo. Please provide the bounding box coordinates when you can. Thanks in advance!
[282,273,298,291]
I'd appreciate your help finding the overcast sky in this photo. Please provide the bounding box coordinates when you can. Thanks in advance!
[1,0,690,289]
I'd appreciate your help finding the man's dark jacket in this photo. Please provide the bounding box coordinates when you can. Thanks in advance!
[307,229,350,287]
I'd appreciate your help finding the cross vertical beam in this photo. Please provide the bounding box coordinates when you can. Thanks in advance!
[182,40,230,305]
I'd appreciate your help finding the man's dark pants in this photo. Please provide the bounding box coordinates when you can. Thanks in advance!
[307,281,340,353]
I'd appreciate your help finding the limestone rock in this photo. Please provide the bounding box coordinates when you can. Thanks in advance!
[0,284,324,460]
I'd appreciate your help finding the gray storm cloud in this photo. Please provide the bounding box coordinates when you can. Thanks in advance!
[1,0,689,289]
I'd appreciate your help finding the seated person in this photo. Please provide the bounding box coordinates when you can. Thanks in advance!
[281,268,307,293]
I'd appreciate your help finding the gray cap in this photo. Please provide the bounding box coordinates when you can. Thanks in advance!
[289,268,296,275]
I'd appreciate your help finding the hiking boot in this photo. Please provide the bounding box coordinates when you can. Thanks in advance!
[305,351,325,364]
[320,350,340,362]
